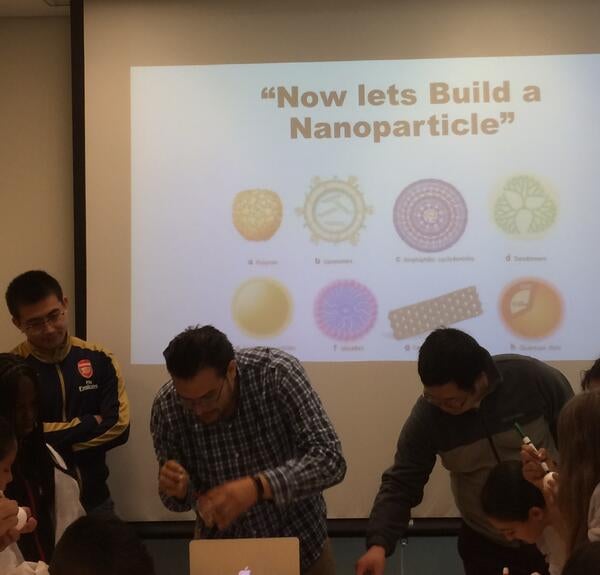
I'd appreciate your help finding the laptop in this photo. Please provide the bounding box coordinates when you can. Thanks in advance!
[189,537,300,575]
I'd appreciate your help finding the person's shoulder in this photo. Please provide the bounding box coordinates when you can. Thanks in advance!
[70,336,114,357]
[237,347,301,369]
[10,340,32,358]
[493,353,539,365]
[153,379,177,404]
[492,353,554,376]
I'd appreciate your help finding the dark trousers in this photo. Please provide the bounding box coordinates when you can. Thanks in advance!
[457,522,550,575]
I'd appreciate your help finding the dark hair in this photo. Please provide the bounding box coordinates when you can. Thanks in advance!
[0,353,56,561]
[163,325,234,379]
[5,270,64,319]
[481,460,546,522]
[0,416,16,460]
[562,541,600,575]
[418,328,492,391]
[50,516,156,575]
[581,358,600,391]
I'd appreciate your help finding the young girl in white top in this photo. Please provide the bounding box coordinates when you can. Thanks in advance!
[0,354,84,568]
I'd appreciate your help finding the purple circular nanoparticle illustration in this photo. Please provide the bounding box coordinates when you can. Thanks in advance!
[393,179,468,252]
[314,280,377,341]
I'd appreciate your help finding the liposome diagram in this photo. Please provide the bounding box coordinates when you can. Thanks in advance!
[393,179,468,252]
[297,177,373,244]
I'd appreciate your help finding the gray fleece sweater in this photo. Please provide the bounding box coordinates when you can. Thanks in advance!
[366,354,573,555]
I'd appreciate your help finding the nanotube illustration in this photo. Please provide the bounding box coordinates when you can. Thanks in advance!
[314,279,377,341]
[393,179,468,252]
[388,286,482,340]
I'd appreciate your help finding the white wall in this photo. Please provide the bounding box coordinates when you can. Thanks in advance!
[0,17,74,345]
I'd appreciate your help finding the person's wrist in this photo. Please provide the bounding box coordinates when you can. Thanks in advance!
[251,475,264,503]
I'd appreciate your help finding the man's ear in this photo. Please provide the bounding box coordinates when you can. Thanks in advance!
[12,315,23,331]
[227,359,237,379]
[62,296,69,310]
[529,506,545,522]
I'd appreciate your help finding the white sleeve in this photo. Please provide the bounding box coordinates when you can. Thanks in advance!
[7,561,50,575]
[588,483,600,541]
[53,466,86,542]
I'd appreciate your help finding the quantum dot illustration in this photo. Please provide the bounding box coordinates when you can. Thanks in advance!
[232,189,283,241]
[314,280,377,341]
[494,175,557,237]
[232,277,292,337]
[499,278,562,339]
[296,176,373,244]
[393,179,468,252]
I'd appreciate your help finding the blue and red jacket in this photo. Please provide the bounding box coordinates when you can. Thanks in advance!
[14,336,130,510]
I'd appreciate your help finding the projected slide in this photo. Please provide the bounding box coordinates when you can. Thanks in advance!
[131,55,600,363]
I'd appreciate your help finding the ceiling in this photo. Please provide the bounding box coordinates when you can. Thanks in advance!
[0,0,69,17]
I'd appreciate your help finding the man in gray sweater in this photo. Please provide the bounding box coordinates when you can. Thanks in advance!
[356,327,573,575]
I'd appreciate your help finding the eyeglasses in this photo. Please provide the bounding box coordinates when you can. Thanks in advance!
[177,376,228,411]
[421,392,470,410]
[22,309,66,333]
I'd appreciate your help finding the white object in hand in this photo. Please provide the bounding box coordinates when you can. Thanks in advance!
[502,568,509,575]
[522,436,551,474]
[16,506,27,531]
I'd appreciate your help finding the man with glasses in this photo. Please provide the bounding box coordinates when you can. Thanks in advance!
[356,327,573,575]
[150,325,346,575]
[5,270,130,516]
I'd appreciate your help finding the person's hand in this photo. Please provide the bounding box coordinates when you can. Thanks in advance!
[355,545,386,575]
[0,497,19,552]
[158,460,189,500]
[521,445,556,489]
[197,477,257,530]
[19,507,37,534]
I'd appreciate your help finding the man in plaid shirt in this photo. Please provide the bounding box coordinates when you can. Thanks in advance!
[150,325,346,575]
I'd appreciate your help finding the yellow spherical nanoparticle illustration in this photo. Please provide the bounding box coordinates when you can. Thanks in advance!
[232,189,283,241]
[232,277,292,337]
[499,278,563,339]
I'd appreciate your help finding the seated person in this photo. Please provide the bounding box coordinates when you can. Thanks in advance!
[580,358,600,391]
[0,354,84,563]
[49,516,155,575]
[0,416,44,574]
[562,540,600,574]
[481,460,565,575]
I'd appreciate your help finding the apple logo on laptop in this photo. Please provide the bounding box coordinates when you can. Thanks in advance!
[238,567,251,575]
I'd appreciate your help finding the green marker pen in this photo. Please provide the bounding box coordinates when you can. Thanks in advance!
[514,422,550,474]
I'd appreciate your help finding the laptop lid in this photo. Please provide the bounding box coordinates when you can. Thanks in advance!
[189,537,300,575]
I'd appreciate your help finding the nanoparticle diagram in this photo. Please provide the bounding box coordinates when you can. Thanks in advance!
[393,179,468,252]
[499,278,562,339]
[297,176,373,244]
[388,286,482,340]
[493,175,557,237]
[314,279,377,341]
[232,277,292,337]
[232,189,283,241]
